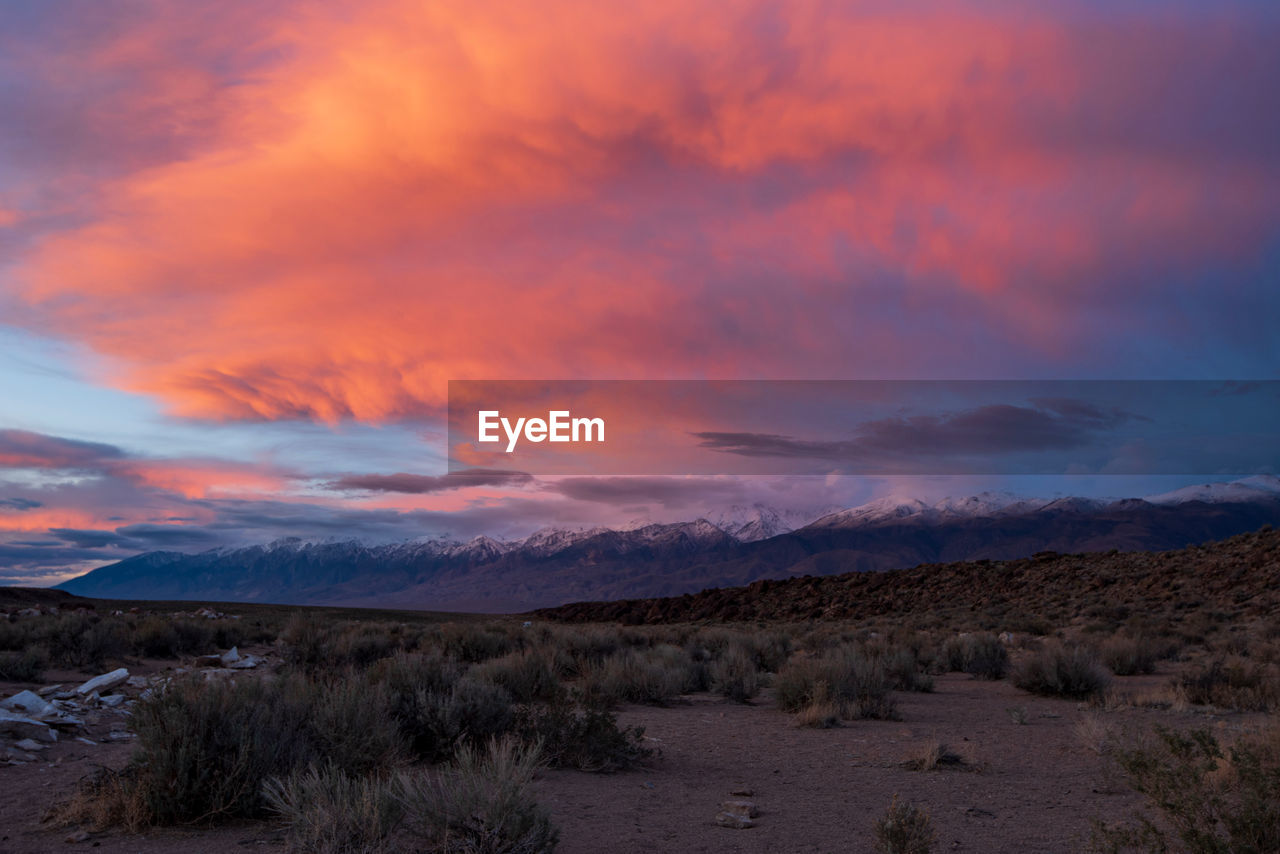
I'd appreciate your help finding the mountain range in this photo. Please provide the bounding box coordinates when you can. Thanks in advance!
[56,476,1280,612]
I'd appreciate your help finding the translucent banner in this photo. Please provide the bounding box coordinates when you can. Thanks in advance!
[446,380,1280,475]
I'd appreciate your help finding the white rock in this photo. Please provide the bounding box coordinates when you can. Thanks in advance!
[0,709,55,742]
[14,738,45,751]
[0,690,54,718]
[220,647,240,665]
[125,676,149,689]
[226,654,260,670]
[99,694,126,708]
[75,668,129,696]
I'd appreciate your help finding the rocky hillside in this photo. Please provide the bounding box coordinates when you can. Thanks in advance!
[533,526,1280,625]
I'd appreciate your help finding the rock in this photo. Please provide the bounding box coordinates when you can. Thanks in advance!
[7,748,38,762]
[1,690,55,717]
[75,737,97,746]
[99,694,126,708]
[715,812,756,829]
[37,684,64,697]
[126,676,149,689]
[15,738,45,751]
[105,731,134,741]
[65,830,91,843]
[0,710,56,742]
[220,646,240,665]
[75,668,129,696]
[226,654,261,670]
[46,716,83,730]
[201,668,237,681]
[721,799,760,818]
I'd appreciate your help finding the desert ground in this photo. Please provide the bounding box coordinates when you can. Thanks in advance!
[0,531,1277,853]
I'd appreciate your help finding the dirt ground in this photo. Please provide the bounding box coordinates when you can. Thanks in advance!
[0,667,1266,854]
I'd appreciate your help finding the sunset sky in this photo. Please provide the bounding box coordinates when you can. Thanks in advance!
[1,0,1278,584]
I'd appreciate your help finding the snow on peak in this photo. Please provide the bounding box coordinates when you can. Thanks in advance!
[1145,475,1280,506]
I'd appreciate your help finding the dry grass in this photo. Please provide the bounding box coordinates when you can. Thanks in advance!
[1073,713,1115,756]
[903,739,967,772]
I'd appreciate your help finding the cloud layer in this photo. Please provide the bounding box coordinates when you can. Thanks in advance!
[5,0,1278,423]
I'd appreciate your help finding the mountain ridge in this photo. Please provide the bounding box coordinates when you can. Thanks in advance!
[55,476,1280,612]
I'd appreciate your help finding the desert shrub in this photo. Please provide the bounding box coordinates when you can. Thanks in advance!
[371,652,476,760]
[904,739,967,772]
[282,614,337,671]
[776,646,898,721]
[1176,659,1280,712]
[309,677,406,777]
[514,702,653,772]
[1013,642,1111,699]
[264,766,403,854]
[747,630,794,673]
[879,646,935,693]
[372,650,462,698]
[692,629,792,673]
[942,633,1009,680]
[440,624,516,663]
[874,795,936,854]
[132,617,215,658]
[474,650,561,703]
[708,645,761,702]
[1099,637,1159,676]
[791,682,841,729]
[132,618,180,658]
[212,621,249,649]
[1091,725,1280,854]
[558,627,621,673]
[579,646,696,707]
[396,736,558,854]
[45,766,149,833]
[0,646,46,681]
[331,625,399,668]
[443,677,517,748]
[39,614,129,669]
[0,619,31,650]
[382,676,516,763]
[129,674,316,823]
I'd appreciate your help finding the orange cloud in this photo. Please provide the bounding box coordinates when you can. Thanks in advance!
[9,1,1278,421]
[112,459,292,499]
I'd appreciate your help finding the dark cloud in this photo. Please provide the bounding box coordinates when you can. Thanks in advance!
[0,496,42,511]
[327,470,533,494]
[548,477,746,508]
[0,429,125,470]
[695,401,1137,471]
[114,523,222,546]
[0,541,121,568]
[48,528,134,548]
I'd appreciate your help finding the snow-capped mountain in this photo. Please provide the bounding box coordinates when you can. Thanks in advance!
[1145,474,1280,506]
[707,503,841,542]
[58,476,1280,612]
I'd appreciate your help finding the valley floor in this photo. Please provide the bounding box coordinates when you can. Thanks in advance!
[2,668,1267,853]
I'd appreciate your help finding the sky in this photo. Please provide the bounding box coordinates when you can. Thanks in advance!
[0,0,1278,584]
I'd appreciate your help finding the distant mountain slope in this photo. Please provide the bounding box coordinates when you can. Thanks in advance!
[56,478,1280,612]
[534,526,1280,626]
